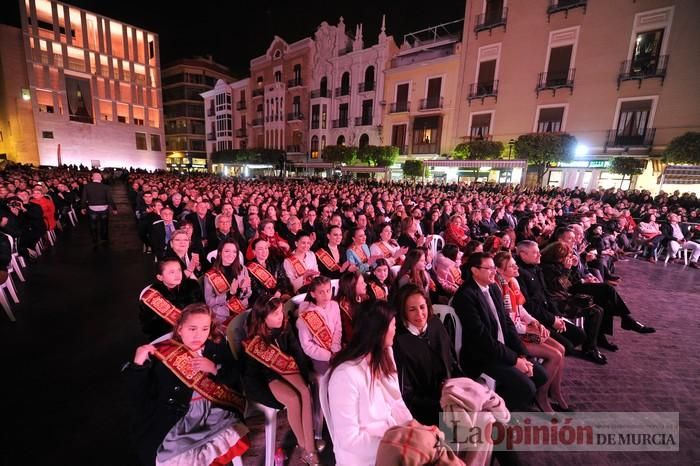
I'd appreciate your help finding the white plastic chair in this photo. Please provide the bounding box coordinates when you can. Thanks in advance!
[68,208,78,227]
[330,278,339,297]
[390,265,401,276]
[226,310,279,466]
[206,250,218,263]
[291,293,308,306]
[430,235,444,260]
[0,275,16,322]
[4,233,25,282]
[664,245,689,265]
[433,304,495,391]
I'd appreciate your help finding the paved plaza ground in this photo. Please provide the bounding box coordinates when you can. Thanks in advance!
[2,183,698,466]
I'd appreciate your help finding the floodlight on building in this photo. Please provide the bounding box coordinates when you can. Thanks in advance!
[21,89,31,101]
[574,144,589,157]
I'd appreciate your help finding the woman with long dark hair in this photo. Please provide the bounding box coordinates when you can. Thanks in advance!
[335,270,368,347]
[327,301,413,466]
[395,249,431,295]
[242,296,318,465]
[203,239,251,325]
[314,225,355,279]
[392,285,462,425]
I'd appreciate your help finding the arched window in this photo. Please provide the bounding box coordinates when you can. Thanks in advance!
[336,135,345,146]
[359,133,369,149]
[363,66,375,91]
[340,72,350,96]
[321,135,326,150]
[274,70,282,82]
[320,76,328,97]
[311,135,319,159]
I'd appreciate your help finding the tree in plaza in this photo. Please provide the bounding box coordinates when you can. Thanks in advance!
[663,132,700,165]
[402,159,427,180]
[514,132,577,184]
[452,140,504,160]
[322,145,357,164]
[357,145,399,167]
[609,157,646,176]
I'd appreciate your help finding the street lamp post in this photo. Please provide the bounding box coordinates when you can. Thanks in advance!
[508,139,516,159]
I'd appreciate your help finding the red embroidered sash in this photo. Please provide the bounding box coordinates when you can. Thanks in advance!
[338,299,352,320]
[299,310,333,352]
[153,339,245,412]
[315,249,340,272]
[376,242,392,259]
[141,288,181,326]
[449,267,463,286]
[205,269,230,295]
[288,255,306,278]
[247,262,277,289]
[429,277,437,292]
[226,296,246,315]
[243,335,300,375]
[369,282,387,300]
[351,245,368,263]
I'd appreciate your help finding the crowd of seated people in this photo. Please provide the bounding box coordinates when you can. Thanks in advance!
[124,172,699,465]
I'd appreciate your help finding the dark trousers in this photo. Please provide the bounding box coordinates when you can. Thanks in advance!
[571,282,631,335]
[484,360,548,411]
[88,210,109,242]
[549,322,586,355]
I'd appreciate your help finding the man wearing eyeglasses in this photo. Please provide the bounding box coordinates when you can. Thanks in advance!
[452,252,547,412]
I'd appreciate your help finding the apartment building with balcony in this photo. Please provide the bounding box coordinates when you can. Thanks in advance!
[453,0,700,191]
[162,56,234,172]
[249,36,314,162]
[381,20,463,160]
[0,0,165,169]
[307,17,398,158]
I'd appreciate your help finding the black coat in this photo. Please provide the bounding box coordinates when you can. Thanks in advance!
[186,212,216,248]
[313,245,350,280]
[149,220,179,259]
[452,278,526,378]
[247,259,293,304]
[138,279,204,341]
[515,258,559,327]
[242,324,312,409]
[124,339,241,466]
[394,316,462,426]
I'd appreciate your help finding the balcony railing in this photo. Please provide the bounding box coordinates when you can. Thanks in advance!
[235,129,247,138]
[288,78,303,88]
[419,97,444,111]
[474,7,508,35]
[412,143,439,154]
[287,112,304,121]
[389,101,410,113]
[69,114,94,124]
[547,0,587,21]
[617,55,669,89]
[252,88,264,98]
[207,132,216,141]
[207,108,215,116]
[468,80,499,103]
[252,117,264,127]
[358,82,376,92]
[335,87,351,97]
[536,68,575,96]
[332,119,349,128]
[464,134,493,142]
[605,128,656,150]
[236,101,246,110]
[396,145,409,155]
[355,116,373,126]
[310,89,330,98]
[287,144,303,153]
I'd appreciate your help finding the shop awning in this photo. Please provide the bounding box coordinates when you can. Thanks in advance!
[661,165,700,185]
[425,159,527,168]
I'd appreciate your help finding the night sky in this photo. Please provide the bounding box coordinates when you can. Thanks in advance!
[0,0,466,77]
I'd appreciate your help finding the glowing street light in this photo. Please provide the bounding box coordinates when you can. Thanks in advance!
[574,143,589,157]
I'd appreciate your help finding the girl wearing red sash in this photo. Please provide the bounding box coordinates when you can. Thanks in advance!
[369,222,408,267]
[433,244,464,297]
[244,219,290,262]
[203,240,252,325]
[139,258,204,341]
[296,276,342,374]
[346,227,382,273]
[314,225,355,279]
[242,297,319,465]
[247,238,293,304]
[366,258,393,302]
[126,304,249,466]
[283,231,320,294]
[335,271,369,347]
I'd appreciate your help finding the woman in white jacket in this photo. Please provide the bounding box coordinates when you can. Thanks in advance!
[327,301,413,466]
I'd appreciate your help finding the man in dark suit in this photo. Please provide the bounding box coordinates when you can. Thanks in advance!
[479,208,499,236]
[149,207,178,259]
[185,200,215,249]
[452,252,547,411]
